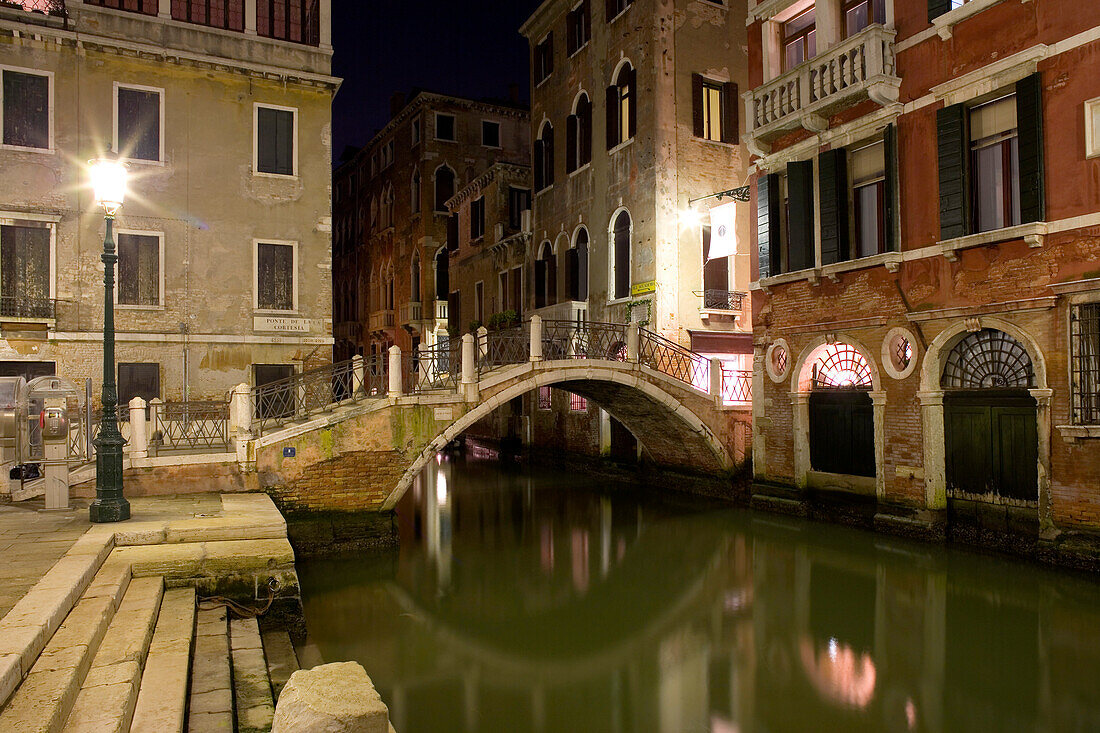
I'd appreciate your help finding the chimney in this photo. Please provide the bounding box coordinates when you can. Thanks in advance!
[508,84,520,104]
[390,92,406,118]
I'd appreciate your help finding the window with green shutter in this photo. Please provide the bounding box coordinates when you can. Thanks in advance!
[256,106,295,176]
[117,233,160,307]
[819,148,850,265]
[786,160,815,272]
[757,174,780,279]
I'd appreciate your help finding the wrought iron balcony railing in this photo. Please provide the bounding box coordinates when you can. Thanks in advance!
[698,290,747,312]
[0,296,57,320]
[746,24,899,149]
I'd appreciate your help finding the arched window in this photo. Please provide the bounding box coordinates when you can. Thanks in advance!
[411,169,421,215]
[607,63,636,149]
[811,344,873,389]
[434,165,455,213]
[434,247,449,301]
[410,251,421,303]
[370,195,378,230]
[568,227,589,301]
[381,184,394,229]
[385,264,395,310]
[535,240,557,309]
[612,210,631,300]
[534,121,555,191]
[567,93,592,173]
[942,329,1035,389]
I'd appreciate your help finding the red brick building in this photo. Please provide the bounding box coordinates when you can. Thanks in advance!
[745,0,1100,540]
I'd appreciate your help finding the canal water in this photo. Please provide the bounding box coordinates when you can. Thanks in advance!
[298,454,1100,733]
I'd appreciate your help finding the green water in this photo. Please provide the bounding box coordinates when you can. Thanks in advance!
[297,456,1100,732]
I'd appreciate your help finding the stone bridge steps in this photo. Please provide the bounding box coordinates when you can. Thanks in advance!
[131,587,196,732]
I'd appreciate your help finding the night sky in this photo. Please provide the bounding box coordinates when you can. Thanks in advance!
[331,2,543,161]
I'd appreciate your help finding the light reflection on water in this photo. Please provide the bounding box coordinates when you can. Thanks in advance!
[297,455,1100,733]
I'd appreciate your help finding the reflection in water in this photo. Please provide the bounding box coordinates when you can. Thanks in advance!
[298,455,1100,733]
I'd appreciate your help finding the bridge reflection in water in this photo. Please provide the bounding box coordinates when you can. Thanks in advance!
[298,456,1100,733]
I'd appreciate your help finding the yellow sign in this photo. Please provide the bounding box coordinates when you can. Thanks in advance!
[631,280,656,296]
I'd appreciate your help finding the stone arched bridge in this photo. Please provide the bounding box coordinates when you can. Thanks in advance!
[242,319,752,514]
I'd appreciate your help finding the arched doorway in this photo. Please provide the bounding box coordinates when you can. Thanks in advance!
[942,329,1037,500]
[808,343,875,477]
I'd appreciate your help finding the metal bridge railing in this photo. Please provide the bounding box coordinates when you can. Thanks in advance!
[150,401,230,455]
[721,366,753,404]
[479,325,529,375]
[542,320,628,362]
[251,357,386,435]
[638,328,710,389]
[406,341,461,394]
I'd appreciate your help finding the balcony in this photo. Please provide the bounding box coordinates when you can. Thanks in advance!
[531,300,589,325]
[0,296,57,322]
[745,24,899,152]
[399,300,424,326]
[697,290,747,321]
[434,300,449,327]
[369,310,395,332]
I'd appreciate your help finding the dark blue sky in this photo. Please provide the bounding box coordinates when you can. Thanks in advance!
[331,2,542,160]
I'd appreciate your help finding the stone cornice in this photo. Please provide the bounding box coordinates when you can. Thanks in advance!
[446,163,531,210]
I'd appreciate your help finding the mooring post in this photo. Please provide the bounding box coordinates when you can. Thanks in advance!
[461,333,478,402]
[388,345,403,397]
[626,322,640,362]
[128,397,148,460]
[530,315,543,362]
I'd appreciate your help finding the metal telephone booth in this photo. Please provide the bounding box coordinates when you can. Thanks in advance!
[0,377,27,487]
[20,376,85,510]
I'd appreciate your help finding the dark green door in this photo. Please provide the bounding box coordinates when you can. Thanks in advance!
[809,390,875,477]
[945,391,1037,500]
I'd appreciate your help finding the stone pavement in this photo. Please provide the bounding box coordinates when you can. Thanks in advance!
[0,499,91,618]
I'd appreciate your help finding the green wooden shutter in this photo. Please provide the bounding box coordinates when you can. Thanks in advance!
[787,160,815,272]
[627,67,637,139]
[606,85,618,149]
[818,148,849,265]
[566,115,578,173]
[937,103,969,240]
[884,122,900,252]
[692,74,704,138]
[1016,73,1045,224]
[928,0,951,22]
[757,174,780,279]
[533,139,545,190]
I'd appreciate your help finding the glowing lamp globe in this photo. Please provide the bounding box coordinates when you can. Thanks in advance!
[89,155,128,216]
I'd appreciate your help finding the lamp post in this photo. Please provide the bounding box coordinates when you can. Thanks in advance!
[88,151,130,523]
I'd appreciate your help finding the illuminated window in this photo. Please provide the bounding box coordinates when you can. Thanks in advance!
[701,82,722,141]
[783,7,817,72]
[969,95,1021,233]
[812,344,873,389]
[1085,97,1100,159]
[570,392,588,412]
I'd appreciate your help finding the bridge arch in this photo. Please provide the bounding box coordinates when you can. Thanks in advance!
[382,360,736,510]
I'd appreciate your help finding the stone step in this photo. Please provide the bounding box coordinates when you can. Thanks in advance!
[230,617,275,733]
[61,576,164,732]
[0,549,129,733]
[130,587,197,733]
[187,606,233,732]
[260,630,299,700]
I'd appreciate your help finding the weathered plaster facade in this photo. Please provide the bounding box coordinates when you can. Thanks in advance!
[0,0,337,401]
[746,0,1100,541]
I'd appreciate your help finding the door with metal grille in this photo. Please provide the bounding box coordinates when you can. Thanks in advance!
[942,329,1038,500]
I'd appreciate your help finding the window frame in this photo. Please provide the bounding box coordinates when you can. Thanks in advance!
[567,1,590,56]
[701,80,723,142]
[782,6,817,72]
[117,362,161,410]
[535,33,554,86]
[252,238,299,313]
[0,214,57,313]
[842,0,886,37]
[253,102,298,178]
[435,112,457,142]
[471,196,486,241]
[609,208,633,303]
[411,115,421,147]
[114,228,165,310]
[608,0,633,23]
[0,65,54,154]
[968,94,1021,234]
[1085,96,1100,160]
[1071,298,1100,426]
[508,187,531,230]
[481,119,501,149]
[848,138,888,259]
[113,81,165,165]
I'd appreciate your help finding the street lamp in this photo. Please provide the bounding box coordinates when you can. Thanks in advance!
[88,150,130,523]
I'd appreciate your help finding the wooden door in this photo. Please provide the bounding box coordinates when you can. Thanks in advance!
[945,391,1037,500]
[809,390,875,477]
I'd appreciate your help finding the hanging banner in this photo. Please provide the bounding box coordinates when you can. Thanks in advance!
[707,201,738,260]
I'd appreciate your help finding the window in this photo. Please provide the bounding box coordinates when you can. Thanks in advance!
[115,84,161,162]
[535,122,555,191]
[511,265,523,317]
[692,75,737,143]
[435,113,456,142]
[471,196,485,240]
[701,226,729,304]
[86,0,158,14]
[434,165,455,212]
[569,227,589,301]
[256,0,320,45]
[570,392,588,412]
[2,69,49,150]
[380,139,394,169]
[535,33,554,85]
[612,210,631,300]
[850,140,886,258]
[171,0,246,31]
[0,224,51,317]
[567,93,593,172]
[255,241,295,311]
[536,241,556,309]
[538,385,552,410]
[411,169,422,214]
[381,184,394,229]
[783,7,817,71]
[255,105,295,176]
[482,120,500,148]
[1087,97,1100,159]
[411,116,421,146]
[1072,303,1100,425]
[508,187,531,229]
[969,94,1021,233]
[118,364,159,409]
[844,0,886,36]
[117,232,161,307]
[606,0,632,21]
[606,64,636,149]
[567,2,590,55]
